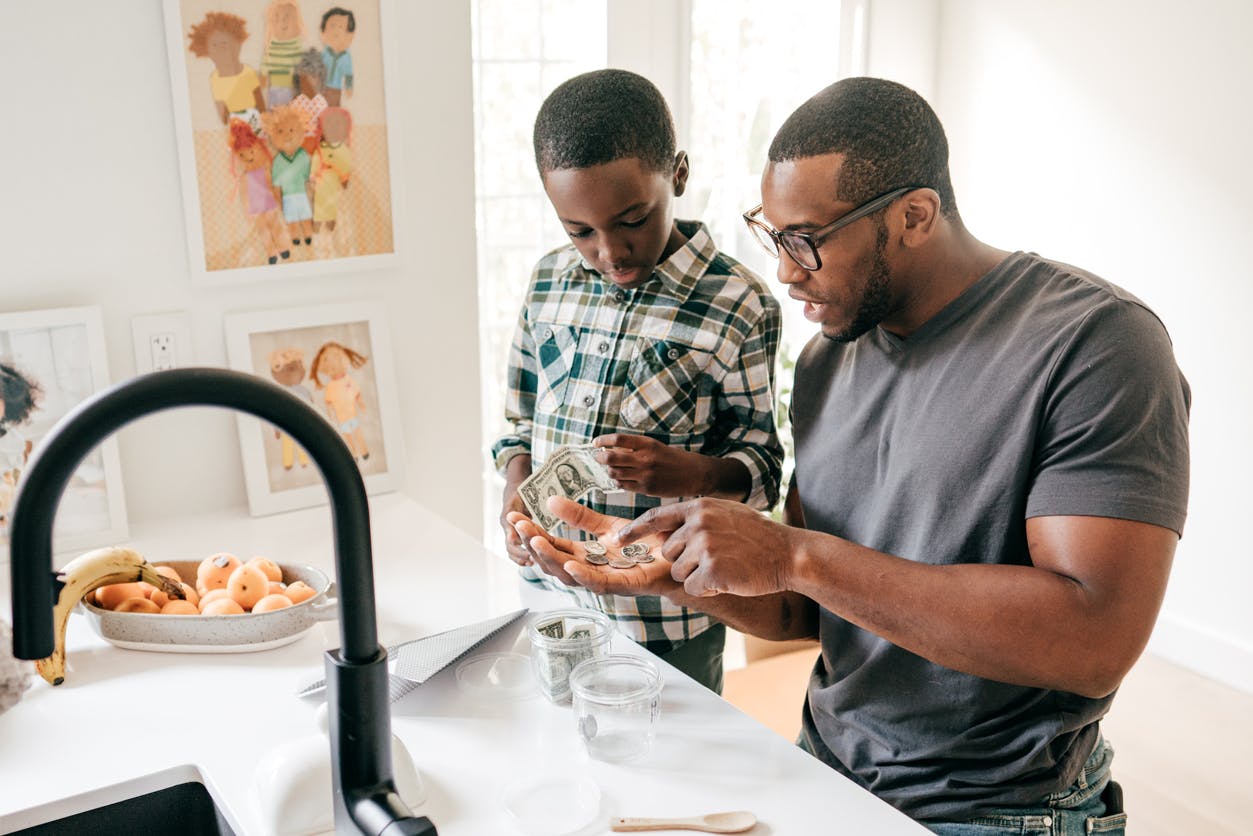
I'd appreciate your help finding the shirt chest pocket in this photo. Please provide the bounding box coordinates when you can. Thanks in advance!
[621,337,715,435]
[534,322,579,413]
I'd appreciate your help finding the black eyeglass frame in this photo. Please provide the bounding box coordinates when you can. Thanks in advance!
[742,184,931,271]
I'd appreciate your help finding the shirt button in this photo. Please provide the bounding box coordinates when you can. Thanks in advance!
[613,290,627,303]
[543,328,553,340]
[598,341,610,354]
[666,347,680,360]
[582,395,596,407]
[1040,817,1052,827]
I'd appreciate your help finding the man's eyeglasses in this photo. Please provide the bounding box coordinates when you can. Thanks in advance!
[742,185,929,271]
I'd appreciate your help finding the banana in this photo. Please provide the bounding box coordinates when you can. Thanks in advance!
[37,547,185,686]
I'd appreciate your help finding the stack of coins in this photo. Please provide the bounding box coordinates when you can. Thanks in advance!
[582,538,656,568]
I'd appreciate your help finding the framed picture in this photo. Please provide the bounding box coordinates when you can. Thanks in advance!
[162,0,403,283]
[0,307,129,557]
[224,301,404,515]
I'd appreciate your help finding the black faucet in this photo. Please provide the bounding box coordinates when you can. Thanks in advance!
[8,368,437,836]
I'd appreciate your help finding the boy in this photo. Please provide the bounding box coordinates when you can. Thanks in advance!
[491,69,784,692]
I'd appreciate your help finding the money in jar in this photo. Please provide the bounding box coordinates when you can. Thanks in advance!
[527,609,613,703]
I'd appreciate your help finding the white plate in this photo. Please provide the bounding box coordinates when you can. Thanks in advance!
[501,775,601,836]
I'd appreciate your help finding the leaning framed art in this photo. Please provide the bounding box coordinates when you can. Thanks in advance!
[163,0,402,282]
[0,307,129,557]
[223,300,404,515]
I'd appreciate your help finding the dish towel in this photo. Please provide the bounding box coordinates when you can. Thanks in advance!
[296,608,529,702]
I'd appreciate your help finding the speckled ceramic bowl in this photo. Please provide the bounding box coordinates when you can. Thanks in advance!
[79,561,338,653]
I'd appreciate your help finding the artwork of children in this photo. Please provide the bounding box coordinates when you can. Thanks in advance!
[166,0,396,277]
[0,309,129,551]
[244,320,388,494]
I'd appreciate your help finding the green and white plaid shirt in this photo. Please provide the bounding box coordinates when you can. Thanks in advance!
[492,220,784,653]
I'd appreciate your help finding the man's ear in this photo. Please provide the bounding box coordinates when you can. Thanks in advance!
[901,188,941,245]
[673,151,690,197]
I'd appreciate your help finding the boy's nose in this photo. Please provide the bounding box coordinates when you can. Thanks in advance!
[597,235,630,265]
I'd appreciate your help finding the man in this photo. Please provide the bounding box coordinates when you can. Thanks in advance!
[513,77,1190,834]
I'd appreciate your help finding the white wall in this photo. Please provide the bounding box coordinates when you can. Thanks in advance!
[0,2,484,538]
[922,0,1252,692]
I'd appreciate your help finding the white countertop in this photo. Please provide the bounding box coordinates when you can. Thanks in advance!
[0,493,926,834]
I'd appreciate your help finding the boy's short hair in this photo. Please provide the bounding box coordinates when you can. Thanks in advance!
[533,69,676,175]
[769,77,959,219]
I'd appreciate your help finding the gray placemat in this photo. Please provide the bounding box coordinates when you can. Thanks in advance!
[297,608,528,702]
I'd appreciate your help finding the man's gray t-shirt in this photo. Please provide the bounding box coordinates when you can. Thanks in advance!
[790,252,1190,822]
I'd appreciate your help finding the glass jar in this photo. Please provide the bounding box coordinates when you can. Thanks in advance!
[526,609,612,703]
[569,654,663,763]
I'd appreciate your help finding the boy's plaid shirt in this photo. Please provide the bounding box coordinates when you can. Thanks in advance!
[492,221,784,653]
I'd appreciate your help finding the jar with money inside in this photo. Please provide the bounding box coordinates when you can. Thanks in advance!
[526,609,612,703]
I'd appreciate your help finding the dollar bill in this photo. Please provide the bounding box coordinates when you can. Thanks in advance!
[517,444,617,531]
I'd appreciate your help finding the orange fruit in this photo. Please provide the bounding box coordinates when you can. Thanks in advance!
[201,597,245,616]
[115,597,161,614]
[227,565,270,610]
[96,582,148,610]
[178,583,200,608]
[252,594,293,613]
[198,589,231,611]
[246,556,283,583]
[197,553,241,593]
[283,581,317,604]
[267,581,287,596]
[160,599,200,615]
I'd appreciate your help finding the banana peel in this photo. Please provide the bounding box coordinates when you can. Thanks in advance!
[38,547,185,686]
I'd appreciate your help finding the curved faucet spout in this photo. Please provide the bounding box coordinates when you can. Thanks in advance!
[8,367,435,835]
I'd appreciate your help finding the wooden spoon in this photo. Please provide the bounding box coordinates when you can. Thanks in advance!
[611,810,758,833]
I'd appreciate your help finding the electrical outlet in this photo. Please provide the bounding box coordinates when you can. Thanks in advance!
[150,332,177,371]
[132,313,194,375]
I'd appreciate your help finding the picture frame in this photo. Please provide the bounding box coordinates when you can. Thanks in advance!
[223,301,404,515]
[162,0,403,283]
[0,307,129,557]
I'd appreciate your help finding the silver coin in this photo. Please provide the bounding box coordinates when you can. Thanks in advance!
[608,556,636,569]
[633,552,656,563]
[583,541,607,556]
[620,543,648,558]
[583,552,610,566]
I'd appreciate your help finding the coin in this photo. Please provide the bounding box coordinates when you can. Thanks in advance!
[584,541,607,556]
[608,556,636,569]
[633,553,656,563]
[584,552,610,566]
[620,543,648,558]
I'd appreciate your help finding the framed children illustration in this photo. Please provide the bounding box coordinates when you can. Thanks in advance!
[0,307,129,557]
[223,301,404,515]
[163,0,403,283]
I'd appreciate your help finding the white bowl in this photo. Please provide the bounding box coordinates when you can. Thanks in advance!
[79,560,338,653]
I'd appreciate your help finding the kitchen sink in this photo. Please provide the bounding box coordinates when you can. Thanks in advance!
[1,765,237,835]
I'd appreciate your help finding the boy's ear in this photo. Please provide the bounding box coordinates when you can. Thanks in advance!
[672,151,690,197]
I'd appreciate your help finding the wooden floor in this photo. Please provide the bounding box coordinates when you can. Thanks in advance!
[722,648,1253,834]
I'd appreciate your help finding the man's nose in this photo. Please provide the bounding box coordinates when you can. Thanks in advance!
[775,248,810,285]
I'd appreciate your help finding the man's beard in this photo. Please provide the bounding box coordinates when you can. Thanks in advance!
[823,221,891,343]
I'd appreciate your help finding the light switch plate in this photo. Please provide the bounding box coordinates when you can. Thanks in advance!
[131,312,194,375]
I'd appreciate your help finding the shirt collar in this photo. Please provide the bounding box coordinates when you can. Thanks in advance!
[559,220,717,302]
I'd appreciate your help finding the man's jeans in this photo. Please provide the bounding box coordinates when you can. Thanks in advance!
[927,735,1128,835]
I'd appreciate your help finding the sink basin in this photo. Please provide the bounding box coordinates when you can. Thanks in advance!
[1,765,238,835]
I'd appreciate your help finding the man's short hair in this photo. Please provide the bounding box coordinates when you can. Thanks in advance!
[769,77,959,219]
[533,69,676,175]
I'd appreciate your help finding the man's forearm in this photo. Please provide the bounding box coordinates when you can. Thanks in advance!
[666,586,817,641]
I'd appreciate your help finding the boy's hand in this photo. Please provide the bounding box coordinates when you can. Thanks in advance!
[593,434,749,500]
[500,454,535,566]
[500,492,533,566]
[508,497,680,597]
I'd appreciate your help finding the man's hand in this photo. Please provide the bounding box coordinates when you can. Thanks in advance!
[509,497,680,596]
[593,433,747,499]
[619,497,798,598]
